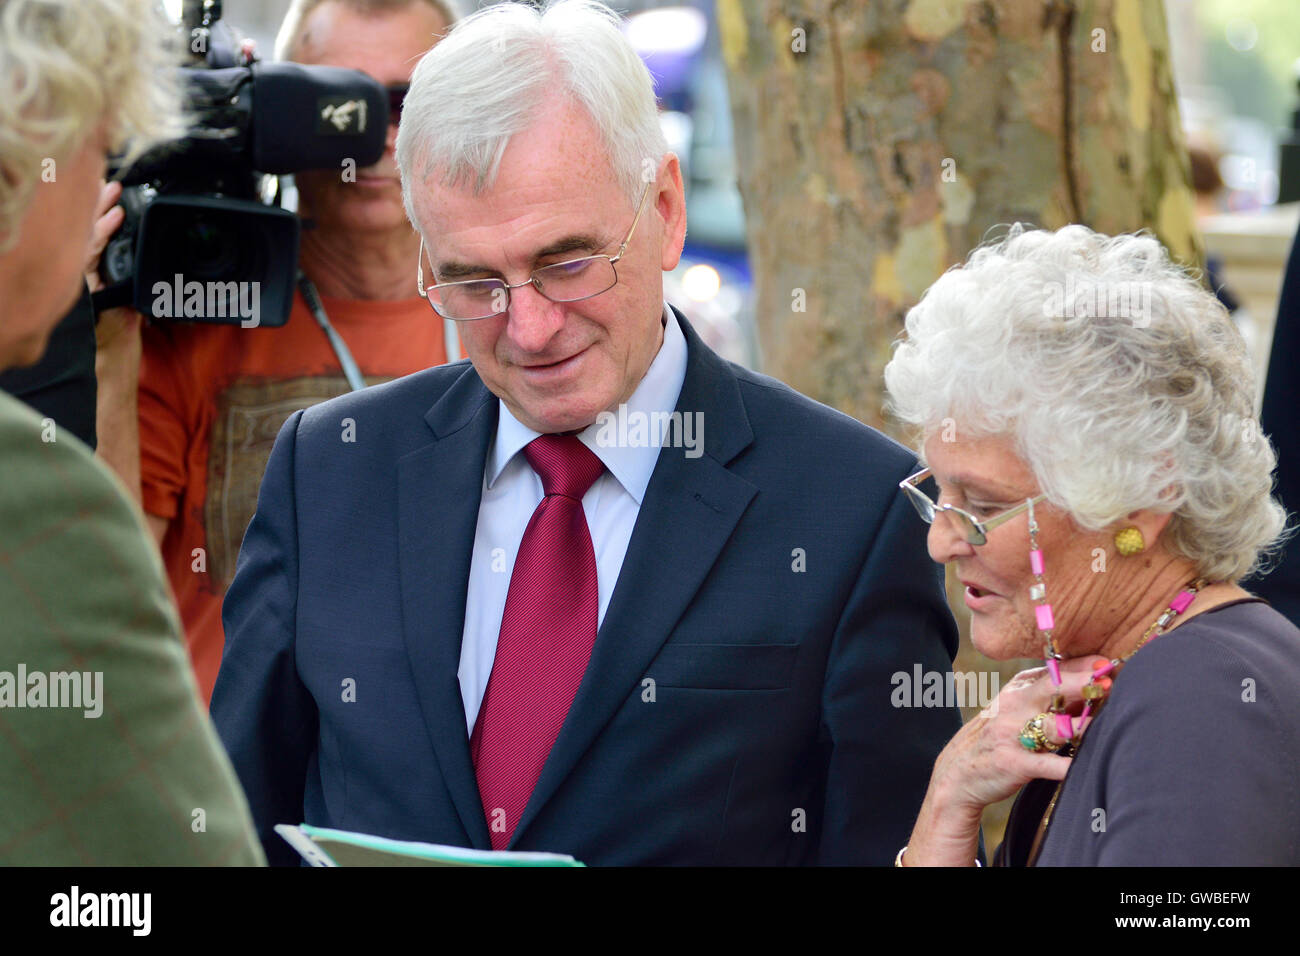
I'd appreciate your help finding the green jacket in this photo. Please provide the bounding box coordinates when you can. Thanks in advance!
[0,390,264,865]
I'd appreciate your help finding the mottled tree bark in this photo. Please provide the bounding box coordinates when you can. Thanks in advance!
[721,0,1202,853]
[719,0,1200,433]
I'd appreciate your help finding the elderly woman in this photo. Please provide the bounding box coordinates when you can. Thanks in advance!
[883,224,1300,866]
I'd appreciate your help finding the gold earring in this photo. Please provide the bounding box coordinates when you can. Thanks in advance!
[1114,527,1145,556]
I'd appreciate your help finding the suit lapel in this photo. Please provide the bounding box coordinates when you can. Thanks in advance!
[397,363,497,849]
[511,309,758,848]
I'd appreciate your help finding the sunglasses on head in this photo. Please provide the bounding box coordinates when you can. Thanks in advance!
[386,83,409,126]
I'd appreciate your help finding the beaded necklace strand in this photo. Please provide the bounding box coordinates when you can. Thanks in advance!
[1025,499,1205,750]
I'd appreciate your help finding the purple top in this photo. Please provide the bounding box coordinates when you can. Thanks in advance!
[996,599,1300,866]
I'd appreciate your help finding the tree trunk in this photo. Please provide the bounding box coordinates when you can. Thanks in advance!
[719,0,1201,434]
[720,0,1203,854]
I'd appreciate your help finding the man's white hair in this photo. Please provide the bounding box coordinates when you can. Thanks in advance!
[395,0,668,232]
[884,223,1289,583]
[274,0,465,63]
[0,0,183,252]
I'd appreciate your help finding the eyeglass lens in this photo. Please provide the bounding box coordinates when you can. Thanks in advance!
[903,482,982,544]
[430,257,618,320]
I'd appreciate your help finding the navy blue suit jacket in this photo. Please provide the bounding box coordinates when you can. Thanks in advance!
[212,307,961,865]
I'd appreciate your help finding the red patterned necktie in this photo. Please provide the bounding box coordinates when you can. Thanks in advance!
[471,433,605,849]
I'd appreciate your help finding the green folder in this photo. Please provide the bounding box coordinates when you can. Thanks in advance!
[275,824,585,867]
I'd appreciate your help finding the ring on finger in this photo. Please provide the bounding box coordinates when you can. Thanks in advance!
[1017,713,1059,752]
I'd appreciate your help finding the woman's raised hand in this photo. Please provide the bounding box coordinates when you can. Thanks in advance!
[899,656,1109,866]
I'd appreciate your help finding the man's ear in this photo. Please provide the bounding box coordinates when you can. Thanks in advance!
[654,152,687,273]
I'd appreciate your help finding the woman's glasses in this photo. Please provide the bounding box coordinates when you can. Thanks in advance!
[899,467,1046,545]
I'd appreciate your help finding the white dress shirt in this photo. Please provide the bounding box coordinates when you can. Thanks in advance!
[457,304,689,734]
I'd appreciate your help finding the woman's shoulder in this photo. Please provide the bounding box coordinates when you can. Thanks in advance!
[1097,598,1300,739]
[1121,598,1300,679]
[1043,598,1300,864]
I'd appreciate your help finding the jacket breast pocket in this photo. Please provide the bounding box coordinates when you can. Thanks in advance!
[647,642,798,690]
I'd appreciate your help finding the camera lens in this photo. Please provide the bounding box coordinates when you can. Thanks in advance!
[158,214,244,282]
[187,217,240,280]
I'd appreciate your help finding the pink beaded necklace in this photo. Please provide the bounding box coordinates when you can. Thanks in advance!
[1024,499,1204,748]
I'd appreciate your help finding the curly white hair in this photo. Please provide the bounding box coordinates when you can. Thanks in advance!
[884,223,1289,583]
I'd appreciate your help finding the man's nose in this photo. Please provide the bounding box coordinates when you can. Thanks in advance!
[504,281,565,354]
[927,510,975,565]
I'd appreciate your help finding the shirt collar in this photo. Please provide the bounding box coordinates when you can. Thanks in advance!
[486,303,689,504]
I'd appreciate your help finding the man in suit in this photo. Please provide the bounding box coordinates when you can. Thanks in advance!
[213,0,961,866]
[0,0,263,865]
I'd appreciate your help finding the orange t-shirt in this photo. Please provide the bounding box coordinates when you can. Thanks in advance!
[138,289,446,705]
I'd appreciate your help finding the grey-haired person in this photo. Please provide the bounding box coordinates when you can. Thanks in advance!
[0,0,263,864]
[885,224,1300,866]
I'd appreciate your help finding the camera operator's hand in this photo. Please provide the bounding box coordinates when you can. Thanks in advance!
[86,181,142,357]
[86,180,146,509]
[84,181,124,294]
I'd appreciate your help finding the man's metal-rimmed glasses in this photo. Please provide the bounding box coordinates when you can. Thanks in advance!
[899,467,1047,546]
[416,182,653,321]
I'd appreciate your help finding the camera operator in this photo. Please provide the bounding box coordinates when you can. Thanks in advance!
[97,0,462,706]
[0,0,263,864]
